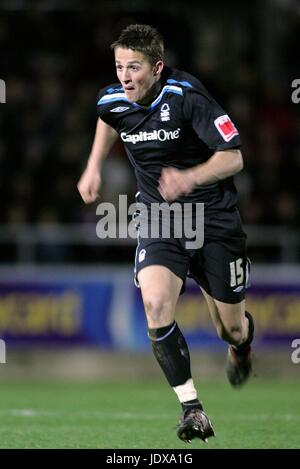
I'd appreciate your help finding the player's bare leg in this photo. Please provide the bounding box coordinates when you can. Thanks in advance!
[137,265,181,329]
[201,288,254,387]
[138,265,215,442]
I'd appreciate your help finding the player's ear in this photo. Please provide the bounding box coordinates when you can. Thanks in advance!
[153,60,164,76]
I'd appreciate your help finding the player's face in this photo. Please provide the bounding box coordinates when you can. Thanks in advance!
[115,47,163,104]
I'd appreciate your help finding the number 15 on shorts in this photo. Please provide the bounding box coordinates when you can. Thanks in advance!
[230,258,244,288]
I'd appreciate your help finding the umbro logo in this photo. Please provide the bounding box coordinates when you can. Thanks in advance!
[233,285,244,293]
[110,106,130,113]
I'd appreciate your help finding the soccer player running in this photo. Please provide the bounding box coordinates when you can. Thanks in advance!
[78,24,254,443]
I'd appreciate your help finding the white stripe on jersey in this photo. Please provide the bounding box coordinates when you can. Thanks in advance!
[98,85,183,107]
[98,92,127,105]
[151,85,183,108]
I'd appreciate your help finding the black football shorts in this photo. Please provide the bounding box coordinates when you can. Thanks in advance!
[134,206,250,304]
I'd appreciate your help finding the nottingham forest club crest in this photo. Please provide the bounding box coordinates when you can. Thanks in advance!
[160,103,170,121]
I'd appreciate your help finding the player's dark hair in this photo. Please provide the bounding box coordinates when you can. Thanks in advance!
[111,24,164,65]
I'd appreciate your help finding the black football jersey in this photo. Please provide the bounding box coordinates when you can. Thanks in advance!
[97,66,241,209]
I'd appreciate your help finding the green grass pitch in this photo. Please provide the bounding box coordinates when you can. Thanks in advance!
[0,379,299,449]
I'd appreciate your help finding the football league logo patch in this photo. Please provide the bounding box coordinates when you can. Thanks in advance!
[214,115,238,142]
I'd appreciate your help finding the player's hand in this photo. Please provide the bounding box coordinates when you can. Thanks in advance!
[77,167,102,204]
[158,167,196,201]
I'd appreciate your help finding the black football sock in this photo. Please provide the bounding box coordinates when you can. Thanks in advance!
[181,398,203,412]
[148,321,192,387]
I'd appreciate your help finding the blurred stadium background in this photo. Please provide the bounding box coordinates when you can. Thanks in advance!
[0,0,300,449]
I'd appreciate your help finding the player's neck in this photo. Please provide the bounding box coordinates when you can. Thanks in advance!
[136,80,162,108]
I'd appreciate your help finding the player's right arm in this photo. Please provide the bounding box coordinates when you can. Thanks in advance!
[77,117,119,204]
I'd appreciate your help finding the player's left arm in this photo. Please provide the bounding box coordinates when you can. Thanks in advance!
[159,88,243,201]
[159,149,243,201]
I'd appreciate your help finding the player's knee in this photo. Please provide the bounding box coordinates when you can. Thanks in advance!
[227,327,244,346]
[143,296,173,328]
[217,324,244,346]
[216,325,230,342]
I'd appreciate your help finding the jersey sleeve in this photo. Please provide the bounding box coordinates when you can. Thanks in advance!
[97,85,122,130]
[183,88,241,151]
[96,87,117,129]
